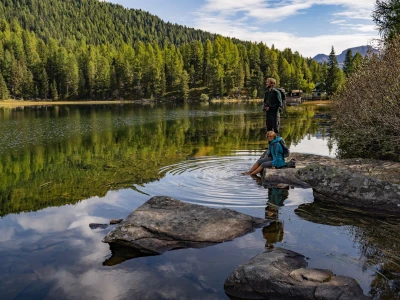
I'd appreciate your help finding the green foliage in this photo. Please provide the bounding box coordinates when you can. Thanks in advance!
[342,49,354,77]
[0,0,325,101]
[0,72,9,99]
[373,0,400,40]
[199,93,209,102]
[180,70,189,101]
[325,46,344,96]
[252,88,258,99]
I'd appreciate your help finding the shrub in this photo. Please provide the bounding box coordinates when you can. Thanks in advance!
[199,93,209,102]
[252,88,258,99]
[332,36,400,161]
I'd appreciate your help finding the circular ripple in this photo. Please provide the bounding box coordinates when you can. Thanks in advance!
[134,153,271,208]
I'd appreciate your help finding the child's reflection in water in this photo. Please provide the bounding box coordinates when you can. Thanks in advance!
[263,186,289,249]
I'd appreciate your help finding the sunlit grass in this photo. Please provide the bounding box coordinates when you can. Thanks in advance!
[0,100,137,108]
[301,100,332,105]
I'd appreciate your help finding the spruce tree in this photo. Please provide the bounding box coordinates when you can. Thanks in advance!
[325,46,342,96]
[0,73,10,100]
[51,80,58,100]
[179,70,189,101]
[342,49,354,77]
[352,52,363,71]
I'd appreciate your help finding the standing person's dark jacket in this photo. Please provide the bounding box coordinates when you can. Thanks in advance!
[264,88,282,113]
[264,88,282,133]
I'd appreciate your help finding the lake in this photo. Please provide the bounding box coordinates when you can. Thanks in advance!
[0,102,398,300]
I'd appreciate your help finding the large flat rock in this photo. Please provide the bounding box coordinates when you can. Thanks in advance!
[102,196,268,254]
[297,165,400,214]
[224,247,370,300]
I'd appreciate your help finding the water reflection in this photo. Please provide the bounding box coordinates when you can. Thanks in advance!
[2,102,394,299]
[103,245,157,266]
[263,187,289,249]
[296,201,400,299]
[0,103,330,216]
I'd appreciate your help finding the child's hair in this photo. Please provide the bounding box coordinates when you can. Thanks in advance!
[266,131,276,139]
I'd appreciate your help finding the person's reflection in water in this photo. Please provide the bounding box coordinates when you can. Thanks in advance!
[263,186,289,249]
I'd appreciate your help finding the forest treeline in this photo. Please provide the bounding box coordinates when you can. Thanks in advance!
[0,0,339,101]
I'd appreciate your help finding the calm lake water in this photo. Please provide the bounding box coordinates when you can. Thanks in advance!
[0,102,398,300]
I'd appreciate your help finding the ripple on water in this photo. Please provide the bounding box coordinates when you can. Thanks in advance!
[134,155,297,208]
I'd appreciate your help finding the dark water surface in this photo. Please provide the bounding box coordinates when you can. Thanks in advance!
[0,103,398,300]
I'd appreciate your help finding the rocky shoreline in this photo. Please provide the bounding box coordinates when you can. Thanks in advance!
[263,153,400,215]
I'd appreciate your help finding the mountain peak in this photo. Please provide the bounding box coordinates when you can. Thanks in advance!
[313,45,379,64]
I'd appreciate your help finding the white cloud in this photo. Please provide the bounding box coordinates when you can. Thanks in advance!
[340,24,377,33]
[333,9,374,20]
[192,0,379,57]
[200,0,376,21]
[193,13,376,56]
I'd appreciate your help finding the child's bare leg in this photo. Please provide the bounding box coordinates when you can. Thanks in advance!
[249,165,263,175]
[242,162,260,175]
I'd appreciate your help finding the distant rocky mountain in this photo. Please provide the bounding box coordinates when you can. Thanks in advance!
[313,45,379,65]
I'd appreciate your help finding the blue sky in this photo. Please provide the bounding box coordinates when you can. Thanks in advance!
[109,0,379,58]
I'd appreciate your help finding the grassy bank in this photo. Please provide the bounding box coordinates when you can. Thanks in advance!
[0,100,139,108]
[301,100,332,105]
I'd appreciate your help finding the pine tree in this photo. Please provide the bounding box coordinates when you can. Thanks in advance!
[179,70,189,101]
[202,40,213,87]
[325,46,343,96]
[342,49,354,77]
[39,68,49,99]
[352,52,363,71]
[50,80,58,100]
[0,73,10,100]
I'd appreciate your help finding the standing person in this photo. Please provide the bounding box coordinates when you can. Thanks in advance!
[263,78,282,133]
[241,131,286,175]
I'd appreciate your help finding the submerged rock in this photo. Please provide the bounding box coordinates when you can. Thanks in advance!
[102,196,268,255]
[224,247,370,300]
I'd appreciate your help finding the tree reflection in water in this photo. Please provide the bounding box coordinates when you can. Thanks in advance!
[295,201,400,300]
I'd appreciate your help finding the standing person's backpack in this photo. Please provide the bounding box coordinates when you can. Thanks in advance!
[276,88,286,111]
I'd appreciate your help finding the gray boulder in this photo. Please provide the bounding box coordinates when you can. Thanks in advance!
[102,196,268,254]
[297,165,400,214]
[224,247,370,300]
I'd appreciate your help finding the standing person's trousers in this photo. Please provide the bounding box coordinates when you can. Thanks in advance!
[266,113,280,134]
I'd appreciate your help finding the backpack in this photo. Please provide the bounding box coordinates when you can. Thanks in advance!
[279,138,290,158]
[276,88,286,111]
[273,138,290,158]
